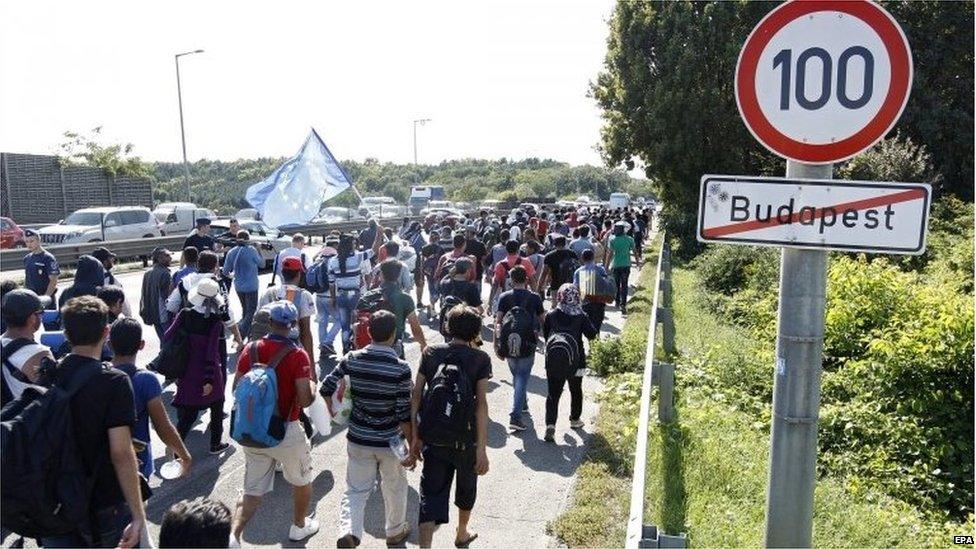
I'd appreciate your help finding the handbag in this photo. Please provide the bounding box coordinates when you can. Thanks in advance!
[148,309,189,380]
[580,267,615,304]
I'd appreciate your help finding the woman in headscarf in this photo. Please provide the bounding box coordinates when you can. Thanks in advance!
[541,283,598,443]
[165,277,240,454]
[58,254,105,307]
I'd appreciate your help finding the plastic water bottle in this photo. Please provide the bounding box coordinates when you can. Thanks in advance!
[389,434,409,461]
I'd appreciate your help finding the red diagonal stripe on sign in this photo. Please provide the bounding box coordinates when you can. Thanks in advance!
[702,188,925,238]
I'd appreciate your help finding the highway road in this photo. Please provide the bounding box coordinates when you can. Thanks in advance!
[7,244,638,548]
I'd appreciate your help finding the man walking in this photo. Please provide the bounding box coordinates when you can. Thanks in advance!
[222,231,263,338]
[140,246,173,340]
[495,266,544,432]
[321,311,413,548]
[231,302,319,544]
[22,229,59,308]
[39,296,147,547]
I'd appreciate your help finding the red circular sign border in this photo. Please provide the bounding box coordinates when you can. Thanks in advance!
[735,0,913,164]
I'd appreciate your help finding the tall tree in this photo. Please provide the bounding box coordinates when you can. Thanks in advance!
[593,1,974,254]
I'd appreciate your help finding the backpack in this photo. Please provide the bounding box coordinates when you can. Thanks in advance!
[230,341,294,448]
[249,288,305,341]
[1,339,34,409]
[305,257,330,294]
[496,304,536,359]
[438,294,464,338]
[148,309,189,380]
[353,287,394,349]
[0,364,102,538]
[556,253,582,287]
[545,331,580,378]
[418,351,475,447]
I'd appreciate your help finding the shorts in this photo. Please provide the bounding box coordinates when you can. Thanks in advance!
[242,421,313,496]
[418,444,478,525]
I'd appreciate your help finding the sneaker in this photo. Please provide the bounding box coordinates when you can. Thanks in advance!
[228,535,241,548]
[289,517,320,542]
[544,425,555,442]
[336,533,360,548]
[508,420,527,432]
[570,419,585,429]
[209,442,230,455]
[386,525,410,546]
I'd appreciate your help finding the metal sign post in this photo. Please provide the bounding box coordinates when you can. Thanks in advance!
[764,160,830,547]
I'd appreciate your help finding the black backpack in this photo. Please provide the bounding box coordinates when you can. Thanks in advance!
[545,331,580,378]
[148,309,190,380]
[1,364,102,538]
[556,253,582,287]
[497,304,536,359]
[419,351,475,447]
[438,294,464,338]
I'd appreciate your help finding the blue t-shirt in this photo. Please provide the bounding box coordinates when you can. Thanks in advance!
[23,250,60,295]
[114,363,163,479]
[172,266,197,289]
[222,245,262,293]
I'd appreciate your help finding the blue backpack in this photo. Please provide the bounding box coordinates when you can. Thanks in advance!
[231,341,295,448]
[305,257,331,294]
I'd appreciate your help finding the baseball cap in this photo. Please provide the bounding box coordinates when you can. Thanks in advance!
[91,247,117,262]
[1,289,44,322]
[268,301,298,325]
[282,256,305,272]
[196,217,212,226]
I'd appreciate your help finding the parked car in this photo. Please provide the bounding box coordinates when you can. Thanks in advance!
[479,199,503,212]
[38,207,162,245]
[207,220,291,269]
[422,210,464,230]
[234,208,260,221]
[0,217,25,249]
[153,202,216,235]
[314,207,364,224]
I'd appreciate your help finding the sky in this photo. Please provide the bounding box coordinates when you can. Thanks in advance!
[0,0,619,169]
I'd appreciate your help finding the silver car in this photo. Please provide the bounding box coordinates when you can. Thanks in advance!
[38,206,162,245]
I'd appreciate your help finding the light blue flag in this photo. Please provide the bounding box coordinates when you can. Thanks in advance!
[246,129,353,228]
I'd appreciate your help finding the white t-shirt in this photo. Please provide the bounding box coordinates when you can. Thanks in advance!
[328,250,375,291]
[1,335,47,400]
[274,247,312,277]
[258,284,315,340]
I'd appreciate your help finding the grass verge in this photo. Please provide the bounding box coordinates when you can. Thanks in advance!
[552,242,973,547]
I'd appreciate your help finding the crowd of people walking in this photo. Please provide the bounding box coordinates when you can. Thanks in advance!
[1,201,653,547]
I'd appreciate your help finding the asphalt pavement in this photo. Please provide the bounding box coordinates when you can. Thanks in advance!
[11,246,639,548]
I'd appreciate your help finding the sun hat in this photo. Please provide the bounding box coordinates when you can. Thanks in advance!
[187,278,223,308]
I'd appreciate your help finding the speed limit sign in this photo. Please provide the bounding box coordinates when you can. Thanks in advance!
[735,0,913,164]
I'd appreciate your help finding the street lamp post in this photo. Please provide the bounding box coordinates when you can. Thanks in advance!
[413,118,431,164]
[175,49,204,202]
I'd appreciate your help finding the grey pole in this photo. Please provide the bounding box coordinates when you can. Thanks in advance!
[763,160,832,547]
[413,121,418,164]
[175,50,203,202]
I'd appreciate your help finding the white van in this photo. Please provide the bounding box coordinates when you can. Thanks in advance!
[152,202,216,234]
[609,192,631,209]
[38,206,163,244]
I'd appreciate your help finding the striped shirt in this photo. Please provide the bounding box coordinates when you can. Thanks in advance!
[328,250,375,290]
[320,344,411,447]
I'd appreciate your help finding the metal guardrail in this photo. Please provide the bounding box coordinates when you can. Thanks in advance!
[625,236,686,549]
[0,218,403,272]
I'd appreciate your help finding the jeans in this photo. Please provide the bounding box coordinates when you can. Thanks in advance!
[613,266,631,311]
[508,356,534,422]
[41,502,132,547]
[315,293,341,348]
[582,302,606,331]
[545,372,583,426]
[176,400,224,446]
[341,443,409,540]
[335,290,360,352]
[237,290,258,339]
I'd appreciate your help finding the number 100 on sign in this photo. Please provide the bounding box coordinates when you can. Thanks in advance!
[736,1,913,164]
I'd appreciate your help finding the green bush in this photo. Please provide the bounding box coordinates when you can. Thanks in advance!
[692,245,777,296]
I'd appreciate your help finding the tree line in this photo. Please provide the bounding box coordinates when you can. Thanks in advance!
[152,158,650,215]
